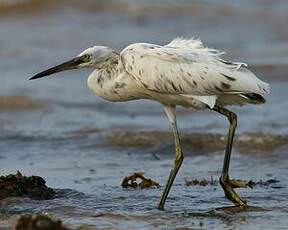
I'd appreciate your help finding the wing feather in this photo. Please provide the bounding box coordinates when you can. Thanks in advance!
[166,37,224,56]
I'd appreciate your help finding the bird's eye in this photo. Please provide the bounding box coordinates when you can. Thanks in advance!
[82,54,90,62]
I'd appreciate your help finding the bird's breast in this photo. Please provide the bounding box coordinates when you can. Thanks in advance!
[87,69,143,102]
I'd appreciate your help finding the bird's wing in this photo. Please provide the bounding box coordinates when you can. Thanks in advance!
[120,38,270,107]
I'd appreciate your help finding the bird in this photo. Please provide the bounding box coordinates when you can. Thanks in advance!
[30,37,270,210]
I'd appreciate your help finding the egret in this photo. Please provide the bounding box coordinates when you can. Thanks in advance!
[30,38,270,210]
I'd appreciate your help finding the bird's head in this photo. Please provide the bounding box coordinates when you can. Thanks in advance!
[29,46,118,80]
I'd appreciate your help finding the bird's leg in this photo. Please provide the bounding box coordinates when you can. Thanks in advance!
[213,105,250,208]
[158,105,184,210]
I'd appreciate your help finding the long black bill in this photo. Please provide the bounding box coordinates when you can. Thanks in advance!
[29,56,85,80]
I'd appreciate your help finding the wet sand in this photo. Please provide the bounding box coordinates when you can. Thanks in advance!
[1,0,288,229]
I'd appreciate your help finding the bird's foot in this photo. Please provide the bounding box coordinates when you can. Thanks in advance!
[220,176,248,208]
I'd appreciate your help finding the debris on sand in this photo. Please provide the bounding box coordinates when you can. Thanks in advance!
[121,172,159,189]
[185,177,218,187]
[15,214,70,230]
[0,171,55,200]
[185,177,282,189]
[248,179,282,188]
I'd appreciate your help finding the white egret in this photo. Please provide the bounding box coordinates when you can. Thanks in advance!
[30,38,270,210]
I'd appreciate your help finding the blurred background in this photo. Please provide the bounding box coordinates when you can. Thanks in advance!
[0,0,288,229]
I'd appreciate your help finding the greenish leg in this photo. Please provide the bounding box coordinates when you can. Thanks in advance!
[213,106,251,207]
[158,105,184,210]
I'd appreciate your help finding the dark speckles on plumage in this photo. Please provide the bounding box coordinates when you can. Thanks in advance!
[180,67,184,73]
[183,78,194,88]
[203,71,207,75]
[171,83,178,91]
[220,73,236,81]
[167,80,177,91]
[257,84,268,94]
[112,60,118,65]
[142,82,149,89]
[154,66,158,71]
[203,86,213,94]
[115,82,127,89]
[155,83,161,91]
[214,84,223,92]
[260,85,268,93]
[151,45,161,49]
[138,69,142,76]
[164,83,169,91]
[192,80,197,87]
[200,76,205,80]
[140,68,144,74]
[140,55,144,59]
[221,82,231,89]
[112,90,120,96]
[130,75,137,80]
[187,72,192,77]
[97,76,103,85]
[160,74,164,78]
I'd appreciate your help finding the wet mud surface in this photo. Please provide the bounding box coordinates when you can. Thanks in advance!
[1,0,288,229]
[103,131,288,154]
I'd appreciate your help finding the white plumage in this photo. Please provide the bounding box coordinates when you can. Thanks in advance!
[120,38,270,108]
[30,37,271,210]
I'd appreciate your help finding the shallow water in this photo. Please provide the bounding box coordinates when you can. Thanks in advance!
[1,0,288,229]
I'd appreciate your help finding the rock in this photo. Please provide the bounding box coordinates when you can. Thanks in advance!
[121,172,159,189]
[15,214,69,230]
[0,171,55,200]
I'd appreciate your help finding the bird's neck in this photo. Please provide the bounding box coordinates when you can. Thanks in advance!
[87,57,124,100]
[97,60,121,82]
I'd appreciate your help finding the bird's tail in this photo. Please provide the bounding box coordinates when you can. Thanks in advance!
[240,93,266,104]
